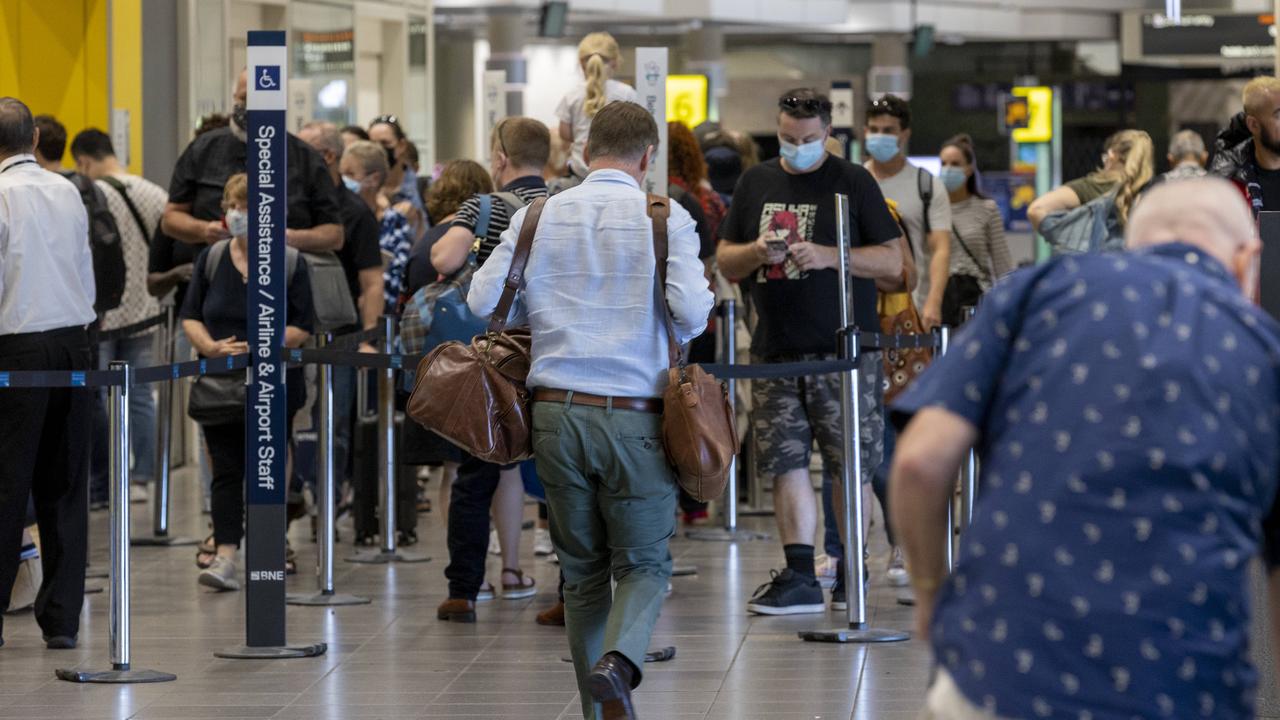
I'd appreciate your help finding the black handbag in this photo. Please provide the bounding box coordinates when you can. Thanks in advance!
[187,371,246,426]
[942,225,988,327]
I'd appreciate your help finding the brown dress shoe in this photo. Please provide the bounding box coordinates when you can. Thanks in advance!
[587,651,638,719]
[536,601,565,627]
[436,597,476,623]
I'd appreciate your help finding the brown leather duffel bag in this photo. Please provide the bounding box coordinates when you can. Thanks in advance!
[647,195,739,502]
[406,198,546,464]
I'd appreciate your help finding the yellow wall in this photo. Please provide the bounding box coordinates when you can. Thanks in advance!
[0,0,142,174]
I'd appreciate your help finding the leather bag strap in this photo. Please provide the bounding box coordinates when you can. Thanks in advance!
[487,197,547,334]
[646,194,682,368]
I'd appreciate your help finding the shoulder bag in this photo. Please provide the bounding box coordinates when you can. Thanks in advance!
[405,198,546,464]
[941,225,987,328]
[648,195,739,502]
[879,277,934,406]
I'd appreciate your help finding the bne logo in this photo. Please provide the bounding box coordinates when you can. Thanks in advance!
[255,65,281,91]
[250,570,285,582]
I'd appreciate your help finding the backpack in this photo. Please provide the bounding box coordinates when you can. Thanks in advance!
[399,192,525,356]
[917,167,934,234]
[204,239,300,291]
[1039,190,1125,256]
[99,175,152,240]
[65,172,126,314]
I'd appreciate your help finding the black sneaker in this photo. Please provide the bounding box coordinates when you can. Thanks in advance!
[831,565,870,612]
[747,568,825,615]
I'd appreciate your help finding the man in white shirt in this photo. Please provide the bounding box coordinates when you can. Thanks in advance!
[0,97,96,650]
[470,101,714,720]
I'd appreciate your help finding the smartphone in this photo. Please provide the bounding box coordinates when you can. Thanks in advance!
[765,239,789,254]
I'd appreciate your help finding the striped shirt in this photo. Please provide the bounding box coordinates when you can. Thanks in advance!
[949,196,1013,290]
[450,176,549,267]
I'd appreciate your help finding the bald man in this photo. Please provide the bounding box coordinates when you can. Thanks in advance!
[890,178,1280,720]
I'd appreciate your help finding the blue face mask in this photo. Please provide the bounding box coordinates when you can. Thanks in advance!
[778,138,826,172]
[864,133,900,163]
[940,166,968,192]
[342,175,362,194]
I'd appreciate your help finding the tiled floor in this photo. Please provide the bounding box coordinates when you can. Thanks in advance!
[0,468,931,720]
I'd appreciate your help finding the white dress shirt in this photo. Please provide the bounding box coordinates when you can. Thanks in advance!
[0,154,96,335]
[469,169,714,398]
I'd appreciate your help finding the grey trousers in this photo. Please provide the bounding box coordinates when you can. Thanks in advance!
[532,398,677,720]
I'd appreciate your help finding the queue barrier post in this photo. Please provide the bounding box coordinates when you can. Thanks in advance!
[800,192,909,645]
[289,333,371,606]
[348,316,429,565]
[57,362,177,684]
[958,307,979,537]
[937,323,955,574]
[686,299,769,543]
[133,303,196,547]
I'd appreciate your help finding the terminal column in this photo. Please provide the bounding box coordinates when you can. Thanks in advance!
[682,23,726,124]
[486,8,526,116]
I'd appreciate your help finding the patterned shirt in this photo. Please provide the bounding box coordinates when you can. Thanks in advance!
[379,207,413,314]
[893,243,1280,720]
[98,174,165,331]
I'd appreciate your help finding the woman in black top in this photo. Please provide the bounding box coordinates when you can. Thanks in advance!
[400,160,492,514]
[181,173,314,591]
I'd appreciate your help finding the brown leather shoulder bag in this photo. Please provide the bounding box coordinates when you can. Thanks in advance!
[648,195,739,502]
[406,198,547,464]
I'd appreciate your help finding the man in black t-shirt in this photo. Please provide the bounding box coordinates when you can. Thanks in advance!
[718,88,903,616]
[160,69,342,255]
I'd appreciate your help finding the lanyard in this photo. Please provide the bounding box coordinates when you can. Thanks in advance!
[0,159,36,174]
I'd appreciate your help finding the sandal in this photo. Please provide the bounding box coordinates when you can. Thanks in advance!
[501,568,536,600]
[285,542,298,575]
[476,582,495,602]
[195,535,216,569]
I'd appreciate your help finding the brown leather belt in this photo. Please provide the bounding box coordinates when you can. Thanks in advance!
[533,388,663,414]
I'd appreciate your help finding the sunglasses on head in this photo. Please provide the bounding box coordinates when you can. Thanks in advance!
[779,96,832,114]
[868,97,906,115]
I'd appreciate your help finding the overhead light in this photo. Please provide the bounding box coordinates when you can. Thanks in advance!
[1166,0,1181,26]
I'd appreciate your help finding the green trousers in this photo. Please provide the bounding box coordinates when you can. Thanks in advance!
[532,398,677,720]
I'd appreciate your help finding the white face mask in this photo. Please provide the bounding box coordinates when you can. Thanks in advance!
[225,209,249,238]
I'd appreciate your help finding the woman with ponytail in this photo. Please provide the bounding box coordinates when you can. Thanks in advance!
[1028,129,1155,232]
[554,32,638,183]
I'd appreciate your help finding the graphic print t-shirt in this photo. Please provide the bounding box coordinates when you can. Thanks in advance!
[721,156,901,357]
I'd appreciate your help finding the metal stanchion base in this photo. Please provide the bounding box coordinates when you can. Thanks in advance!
[345,549,430,564]
[84,586,103,595]
[671,566,697,577]
[85,570,109,580]
[798,627,910,644]
[287,591,371,606]
[684,528,771,542]
[131,535,198,547]
[214,643,327,659]
[56,666,177,683]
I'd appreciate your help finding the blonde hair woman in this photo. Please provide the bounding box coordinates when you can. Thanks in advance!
[554,32,638,180]
[1028,129,1155,231]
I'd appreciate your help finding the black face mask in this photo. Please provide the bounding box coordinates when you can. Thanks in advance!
[231,102,248,130]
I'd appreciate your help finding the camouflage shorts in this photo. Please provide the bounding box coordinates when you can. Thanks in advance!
[750,352,884,485]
